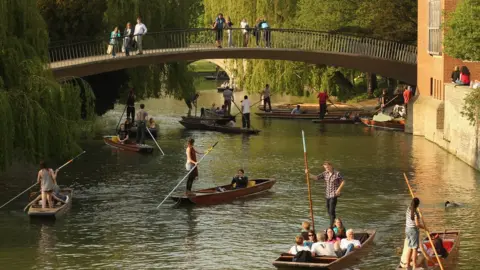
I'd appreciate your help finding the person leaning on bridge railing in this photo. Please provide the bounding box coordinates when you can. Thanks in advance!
[212,13,226,48]
[134,17,148,55]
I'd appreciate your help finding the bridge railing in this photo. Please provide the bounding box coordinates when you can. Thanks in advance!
[48,28,417,69]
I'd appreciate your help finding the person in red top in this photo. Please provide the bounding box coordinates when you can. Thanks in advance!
[456,66,470,86]
[317,90,333,119]
[185,138,204,194]
[403,86,412,114]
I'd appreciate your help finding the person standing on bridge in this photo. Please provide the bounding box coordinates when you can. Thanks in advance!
[241,18,250,47]
[317,90,333,119]
[109,27,121,58]
[134,17,148,55]
[212,13,226,48]
[305,161,345,227]
[261,19,271,48]
[226,16,234,47]
[123,22,133,56]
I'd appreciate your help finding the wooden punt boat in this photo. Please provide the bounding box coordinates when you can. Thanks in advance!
[272,229,376,270]
[312,119,357,124]
[256,112,321,119]
[171,178,276,205]
[103,135,154,153]
[182,115,235,126]
[396,230,460,270]
[360,118,405,131]
[179,120,260,135]
[129,126,157,138]
[27,188,73,218]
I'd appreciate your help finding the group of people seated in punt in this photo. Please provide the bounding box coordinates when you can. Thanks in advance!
[210,103,226,115]
[287,219,361,259]
[115,117,156,144]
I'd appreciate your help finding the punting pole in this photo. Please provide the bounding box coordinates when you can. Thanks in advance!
[146,128,165,155]
[156,142,219,208]
[0,151,86,210]
[302,130,315,231]
[403,173,444,270]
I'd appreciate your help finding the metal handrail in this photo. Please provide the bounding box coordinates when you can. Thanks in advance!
[48,28,417,69]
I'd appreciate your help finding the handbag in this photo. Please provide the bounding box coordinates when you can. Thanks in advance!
[106,44,113,54]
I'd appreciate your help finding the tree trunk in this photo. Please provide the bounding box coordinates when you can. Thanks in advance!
[366,73,377,97]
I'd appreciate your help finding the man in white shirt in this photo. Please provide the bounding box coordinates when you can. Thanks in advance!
[134,17,148,55]
[291,105,301,115]
[241,95,251,129]
[262,84,272,112]
[311,233,338,257]
[240,18,249,47]
[223,87,234,116]
[339,229,361,256]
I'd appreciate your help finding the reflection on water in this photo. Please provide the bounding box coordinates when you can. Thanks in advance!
[0,91,479,269]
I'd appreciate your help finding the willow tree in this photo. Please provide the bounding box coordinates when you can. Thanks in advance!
[0,0,95,170]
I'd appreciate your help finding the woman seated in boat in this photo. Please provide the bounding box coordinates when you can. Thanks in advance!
[303,230,317,249]
[326,227,341,244]
[333,218,347,239]
[288,236,310,255]
[148,118,156,129]
[118,124,130,144]
[291,105,301,115]
[339,229,362,256]
[216,105,225,115]
[231,169,248,189]
[311,232,339,257]
[340,112,351,120]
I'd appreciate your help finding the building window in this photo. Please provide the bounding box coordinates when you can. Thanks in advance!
[428,0,442,55]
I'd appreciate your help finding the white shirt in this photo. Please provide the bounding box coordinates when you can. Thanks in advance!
[340,238,361,250]
[291,108,301,114]
[288,245,310,255]
[311,242,336,257]
[223,89,233,101]
[241,99,251,114]
[263,87,271,98]
[134,23,148,35]
[240,21,249,33]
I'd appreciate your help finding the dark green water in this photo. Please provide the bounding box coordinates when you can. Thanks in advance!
[0,89,479,269]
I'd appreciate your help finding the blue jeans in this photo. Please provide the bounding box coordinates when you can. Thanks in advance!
[343,243,354,256]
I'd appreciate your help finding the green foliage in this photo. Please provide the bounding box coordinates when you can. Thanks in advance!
[462,88,480,126]
[202,0,417,97]
[444,0,480,61]
[0,0,95,170]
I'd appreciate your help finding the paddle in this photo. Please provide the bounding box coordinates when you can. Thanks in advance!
[0,151,86,210]
[302,130,316,231]
[146,128,165,155]
[115,103,128,133]
[403,173,444,270]
[375,94,399,114]
[156,141,219,208]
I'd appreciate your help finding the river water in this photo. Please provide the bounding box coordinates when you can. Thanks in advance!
[1,88,479,270]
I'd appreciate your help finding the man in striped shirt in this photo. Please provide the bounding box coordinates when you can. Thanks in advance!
[306,161,345,227]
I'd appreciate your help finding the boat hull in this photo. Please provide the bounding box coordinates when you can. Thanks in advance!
[312,119,357,124]
[171,179,276,205]
[360,118,405,131]
[179,120,260,135]
[181,116,235,126]
[103,136,154,153]
[27,188,73,219]
[272,229,376,270]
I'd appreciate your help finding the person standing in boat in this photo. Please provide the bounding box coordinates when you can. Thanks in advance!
[135,104,148,145]
[403,197,425,269]
[185,138,204,194]
[185,93,200,117]
[36,161,58,209]
[126,88,136,123]
[223,87,234,116]
[262,84,272,112]
[317,90,333,120]
[241,95,251,129]
[306,161,345,227]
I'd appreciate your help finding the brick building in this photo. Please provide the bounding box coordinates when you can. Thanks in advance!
[417,0,480,100]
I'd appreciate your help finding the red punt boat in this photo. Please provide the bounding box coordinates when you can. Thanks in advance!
[171,178,276,205]
[360,118,405,131]
[103,136,154,153]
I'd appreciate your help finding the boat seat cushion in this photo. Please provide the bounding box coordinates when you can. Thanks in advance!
[424,240,454,252]
[112,136,120,143]
[247,181,256,187]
